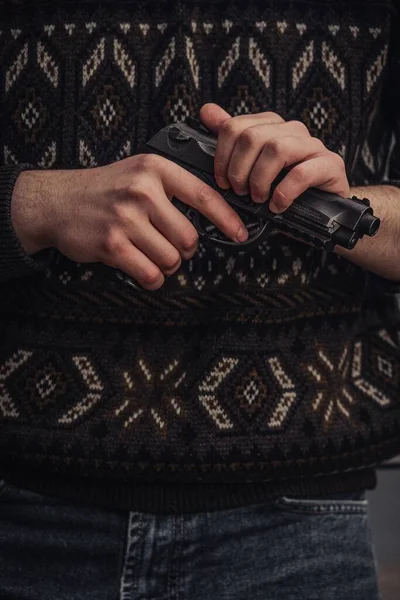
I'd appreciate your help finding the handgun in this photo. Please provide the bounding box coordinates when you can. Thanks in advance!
[141,117,380,253]
[115,119,398,335]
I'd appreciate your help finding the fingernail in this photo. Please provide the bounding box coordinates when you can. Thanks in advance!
[252,186,269,204]
[236,226,248,242]
[269,202,281,213]
[216,176,230,189]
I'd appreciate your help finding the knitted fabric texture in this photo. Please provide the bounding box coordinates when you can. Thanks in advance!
[0,0,399,509]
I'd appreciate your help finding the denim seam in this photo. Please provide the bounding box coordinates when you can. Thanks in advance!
[274,498,368,515]
[280,497,368,504]
[119,512,143,600]
[168,514,183,600]
[177,515,183,600]
[176,515,183,600]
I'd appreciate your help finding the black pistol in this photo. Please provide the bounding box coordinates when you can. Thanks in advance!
[143,117,380,253]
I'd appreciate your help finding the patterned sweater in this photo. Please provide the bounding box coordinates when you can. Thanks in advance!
[0,0,399,512]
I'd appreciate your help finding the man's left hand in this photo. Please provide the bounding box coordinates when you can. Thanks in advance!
[200,103,350,213]
[200,103,400,281]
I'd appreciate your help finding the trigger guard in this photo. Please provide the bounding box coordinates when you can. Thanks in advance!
[194,215,272,252]
[190,209,209,237]
[216,220,272,252]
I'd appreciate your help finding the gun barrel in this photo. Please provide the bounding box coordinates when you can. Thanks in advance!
[359,212,380,236]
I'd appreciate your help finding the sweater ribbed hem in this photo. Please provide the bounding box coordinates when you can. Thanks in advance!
[0,164,45,280]
[1,468,377,514]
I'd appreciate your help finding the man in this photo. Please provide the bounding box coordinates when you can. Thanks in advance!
[0,0,399,598]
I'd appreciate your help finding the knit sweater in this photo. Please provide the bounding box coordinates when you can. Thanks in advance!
[0,0,399,512]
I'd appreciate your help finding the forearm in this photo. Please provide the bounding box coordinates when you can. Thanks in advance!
[336,185,400,280]
[0,164,46,281]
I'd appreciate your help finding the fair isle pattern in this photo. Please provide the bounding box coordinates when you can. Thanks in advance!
[199,357,239,431]
[58,356,104,425]
[5,42,28,92]
[0,347,105,426]
[352,342,393,407]
[114,355,187,431]
[0,350,32,419]
[306,346,355,423]
[0,318,398,480]
[267,357,297,429]
[0,2,395,178]
[0,0,399,484]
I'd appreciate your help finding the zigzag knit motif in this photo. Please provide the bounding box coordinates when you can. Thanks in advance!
[0,0,399,494]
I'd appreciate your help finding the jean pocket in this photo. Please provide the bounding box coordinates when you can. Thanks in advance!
[273,491,368,515]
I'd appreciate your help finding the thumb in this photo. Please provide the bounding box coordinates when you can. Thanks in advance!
[199,103,232,134]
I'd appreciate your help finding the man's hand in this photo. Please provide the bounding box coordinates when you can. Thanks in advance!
[201,103,400,280]
[200,103,350,211]
[11,154,248,290]
[11,102,400,285]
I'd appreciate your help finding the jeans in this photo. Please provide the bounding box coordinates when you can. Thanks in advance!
[0,480,380,600]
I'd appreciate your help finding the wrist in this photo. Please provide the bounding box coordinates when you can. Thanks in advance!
[336,185,400,280]
[11,169,78,255]
[336,186,385,253]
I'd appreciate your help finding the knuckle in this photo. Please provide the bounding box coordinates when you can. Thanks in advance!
[220,118,239,137]
[160,250,182,273]
[330,151,346,170]
[131,154,148,174]
[180,229,199,253]
[266,111,285,123]
[133,153,160,173]
[290,163,309,183]
[228,168,247,188]
[127,180,157,207]
[102,230,124,257]
[114,177,133,200]
[289,119,310,135]
[196,183,215,209]
[110,201,129,223]
[238,127,260,149]
[327,152,349,192]
[311,136,326,150]
[263,137,283,156]
[140,268,164,289]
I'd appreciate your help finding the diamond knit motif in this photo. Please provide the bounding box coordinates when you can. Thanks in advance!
[2,348,105,427]
[0,0,399,498]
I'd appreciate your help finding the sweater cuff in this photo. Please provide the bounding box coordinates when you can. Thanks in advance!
[0,164,47,280]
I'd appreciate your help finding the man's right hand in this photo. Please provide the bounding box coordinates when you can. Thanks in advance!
[11,154,248,290]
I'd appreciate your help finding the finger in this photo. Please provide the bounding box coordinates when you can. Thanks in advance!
[213,113,287,190]
[108,238,165,291]
[200,102,285,135]
[227,122,310,196]
[249,135,326,203]
[199,103,231,134]
[159,159,248,243]
[127,218,183,276]
[270,153,350,213]
[149,197,199,260]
